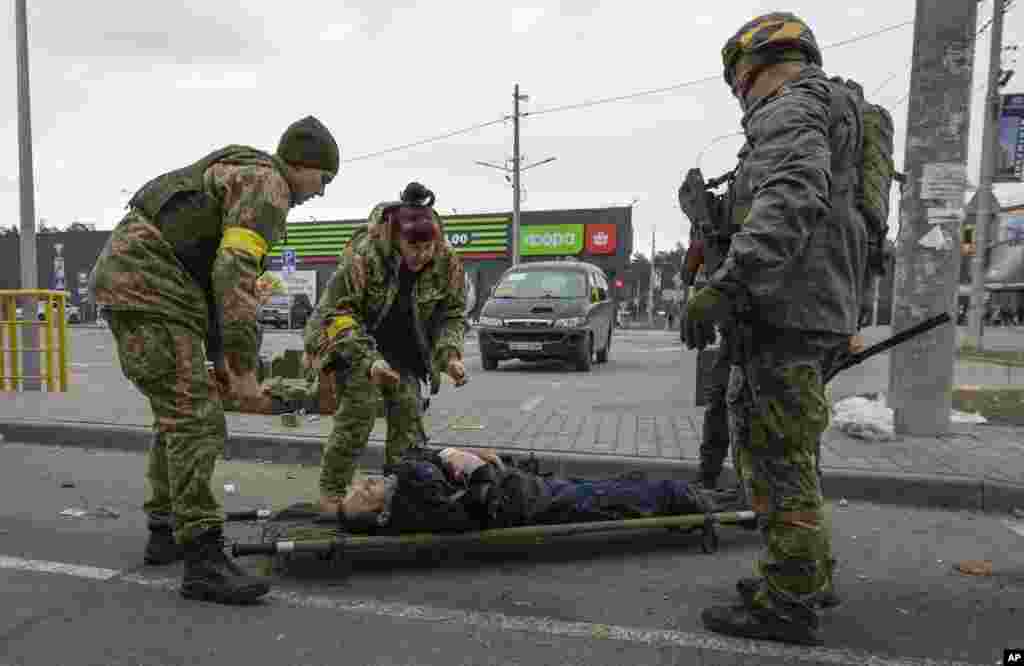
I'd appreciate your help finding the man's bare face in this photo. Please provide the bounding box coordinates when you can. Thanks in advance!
[398,237,436,272]
[732,60,756,101]
[291,167,334,207]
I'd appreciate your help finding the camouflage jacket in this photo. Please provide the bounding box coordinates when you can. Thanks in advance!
[710,67,868,335]
[312,203,466,392]
[90,147,291,372]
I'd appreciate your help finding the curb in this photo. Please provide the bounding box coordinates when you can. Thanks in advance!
[2,418,1023,515]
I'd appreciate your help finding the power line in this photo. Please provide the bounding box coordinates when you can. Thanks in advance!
[526,20,914,118]
[342,19,915,163]
[820,20,913,49]
[341,117,507,163]
[523,75,720,118]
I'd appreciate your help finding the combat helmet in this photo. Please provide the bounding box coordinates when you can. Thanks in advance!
[721,12,822,89]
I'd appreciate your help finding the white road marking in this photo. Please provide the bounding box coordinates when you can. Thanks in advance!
[1003,519,1024,539]
[520,395,545,412]
[0,555,983,666]
[0,555,120,581]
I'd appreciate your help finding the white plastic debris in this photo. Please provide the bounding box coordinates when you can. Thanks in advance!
[839,499,849,507]
[224,483,237,495]
[832,395,896,441]
[832,393,986,441]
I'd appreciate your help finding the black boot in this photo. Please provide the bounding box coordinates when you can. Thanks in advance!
[144,516,183,565]
[701,602,822,646]
[737,576,842,610]
[180,528,271,604]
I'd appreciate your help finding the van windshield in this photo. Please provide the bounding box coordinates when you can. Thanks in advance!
[493,271,587,299]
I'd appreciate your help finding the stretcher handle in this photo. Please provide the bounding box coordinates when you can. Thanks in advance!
[225,509,273,522]
[232,539,340,557]
[232,542,280,557]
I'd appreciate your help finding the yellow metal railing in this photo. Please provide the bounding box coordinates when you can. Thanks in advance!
[0,289,69,392]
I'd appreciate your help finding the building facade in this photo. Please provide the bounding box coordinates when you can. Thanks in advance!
[263,206,634,319]
[0,207,634,322]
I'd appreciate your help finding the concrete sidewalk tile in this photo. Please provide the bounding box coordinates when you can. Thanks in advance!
[594,414,618,444]
[636,417,655,455]
[655,417,674,454]
[510,411,545,442]
[617,415,637,456]
[674,437,701,460]
[575,417,599,452]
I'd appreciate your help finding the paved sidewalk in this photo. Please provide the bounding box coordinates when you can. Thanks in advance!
[2,366,1023,514]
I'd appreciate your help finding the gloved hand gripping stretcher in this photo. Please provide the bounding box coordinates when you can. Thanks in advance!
[225,446,758,571]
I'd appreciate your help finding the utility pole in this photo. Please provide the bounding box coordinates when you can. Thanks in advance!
[15,0,40,391]
[965,0,1008,351]
[648,228,655,326]
[512,84,523,266]
[474,84,555,267]
[889,0,978,435]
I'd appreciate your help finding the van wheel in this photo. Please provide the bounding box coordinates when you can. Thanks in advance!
[575,334,593,372]
[482,354,498,371]
[596,329,611,364]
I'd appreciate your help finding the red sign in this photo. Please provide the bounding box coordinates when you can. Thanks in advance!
[585,224,617,255]
[614,278,624,289]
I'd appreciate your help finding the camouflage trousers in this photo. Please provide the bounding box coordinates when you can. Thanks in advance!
[106,310,227,544]
[319,365,424,498]
[727,325,846,620]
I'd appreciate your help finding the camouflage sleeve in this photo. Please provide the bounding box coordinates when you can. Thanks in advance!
[303,249,348,361]
[711,85,832,302]
[317,244,382,377]
[430,247,467,373]
[208,164,291,372]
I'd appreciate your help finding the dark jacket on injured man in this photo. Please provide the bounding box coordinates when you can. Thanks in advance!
[310,202,466,393]
[372,448,711,534]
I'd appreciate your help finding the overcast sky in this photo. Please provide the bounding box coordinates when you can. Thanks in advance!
[1,0,1023,256]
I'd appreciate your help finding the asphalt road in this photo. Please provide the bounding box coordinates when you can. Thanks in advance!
[1,442,1022,665]
[66,324,904,419]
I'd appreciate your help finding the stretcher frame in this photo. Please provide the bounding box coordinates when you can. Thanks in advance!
[225,507,759,573]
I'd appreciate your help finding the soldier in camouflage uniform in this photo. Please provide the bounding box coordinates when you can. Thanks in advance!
[311,182,468,515]
[683,13,868,645]
[681,147,747,491]
[89,116,340,605]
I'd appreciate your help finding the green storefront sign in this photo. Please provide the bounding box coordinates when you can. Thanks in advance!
[520,224,584,256]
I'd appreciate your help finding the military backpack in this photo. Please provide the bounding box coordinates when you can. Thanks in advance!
[829,77,897,277]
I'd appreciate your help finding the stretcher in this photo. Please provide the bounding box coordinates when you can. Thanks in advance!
[225,493,758,575]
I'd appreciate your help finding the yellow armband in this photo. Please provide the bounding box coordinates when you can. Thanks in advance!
[327,315,356,340]
[220,227,269,260]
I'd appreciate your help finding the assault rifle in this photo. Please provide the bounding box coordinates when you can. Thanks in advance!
[824,312,952,383]
[678,168,736,287]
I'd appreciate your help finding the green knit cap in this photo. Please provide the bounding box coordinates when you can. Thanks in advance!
[276,116,340,175]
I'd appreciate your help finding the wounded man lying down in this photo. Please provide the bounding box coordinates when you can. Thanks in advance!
[333,446,734,534]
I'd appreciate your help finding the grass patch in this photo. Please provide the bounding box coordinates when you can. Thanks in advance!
[956,346,1024,368]
[952,386,1024,425]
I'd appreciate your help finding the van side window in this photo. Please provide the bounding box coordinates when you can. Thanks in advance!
[592,272,608,302]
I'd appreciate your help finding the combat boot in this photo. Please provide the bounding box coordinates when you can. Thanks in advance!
[143,515,183,565]
[701,602,821,646]
[180,527,271,604]
[736,576,842,610]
